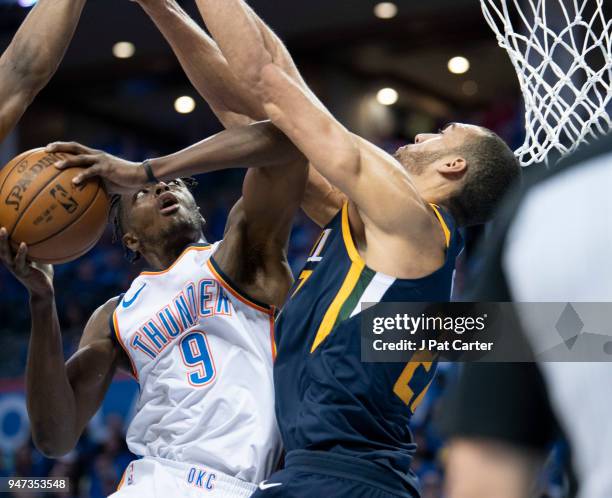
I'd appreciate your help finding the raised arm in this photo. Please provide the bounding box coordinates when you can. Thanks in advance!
[0,0,87,143]
[0,229,125,457]
[258,64,431,237]
[193,0,428,233]
[194,0,308,99]
[193,0,345,225]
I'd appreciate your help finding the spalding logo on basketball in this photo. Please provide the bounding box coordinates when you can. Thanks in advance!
[0,148,110,264]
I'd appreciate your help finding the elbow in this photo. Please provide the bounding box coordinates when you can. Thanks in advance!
[31,428,76,458]
[3,44,49,98]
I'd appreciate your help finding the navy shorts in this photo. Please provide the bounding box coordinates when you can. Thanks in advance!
[251,450,419,498]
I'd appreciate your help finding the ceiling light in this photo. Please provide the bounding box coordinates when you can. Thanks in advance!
[374,2,398,19]
[174,96,196,114]
[376,88,399,106]
[448,56,470,74]
[113,42,135,59]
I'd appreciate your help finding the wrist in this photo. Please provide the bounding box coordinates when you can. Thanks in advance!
[141,159,160,184]
[29,288,55,305]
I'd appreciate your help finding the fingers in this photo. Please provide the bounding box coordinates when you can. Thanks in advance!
[0,229,29,275]
[53,154,100,174]
[14,243,28,273]
[46,141,95,156]
[0,227,12,265]
[72,165,107,186]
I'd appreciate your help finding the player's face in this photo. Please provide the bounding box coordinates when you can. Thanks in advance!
[123,179,203,249]
[394,123,488,174]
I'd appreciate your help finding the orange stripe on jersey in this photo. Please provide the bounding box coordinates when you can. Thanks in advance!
[113,311,139,381]
[116,466,127,490]
[430,204,451,248]
[140,244,212,276]
[269,313,277,361]
[206,259,274,315]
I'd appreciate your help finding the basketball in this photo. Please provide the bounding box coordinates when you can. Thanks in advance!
[0,148,109,264]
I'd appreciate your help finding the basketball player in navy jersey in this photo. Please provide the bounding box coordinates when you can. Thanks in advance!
[0,0,87,144]
[183,2,522,497]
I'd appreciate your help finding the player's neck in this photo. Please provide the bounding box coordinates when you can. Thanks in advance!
[415,178,453,207]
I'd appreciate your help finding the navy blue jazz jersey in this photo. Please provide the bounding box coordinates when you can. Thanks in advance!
[273,202,463,495]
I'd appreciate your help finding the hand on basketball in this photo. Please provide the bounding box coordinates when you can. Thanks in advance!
[46,141,148,195]
[0,228,54,298]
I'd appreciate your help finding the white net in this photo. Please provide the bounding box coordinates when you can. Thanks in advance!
[480,0,612,165]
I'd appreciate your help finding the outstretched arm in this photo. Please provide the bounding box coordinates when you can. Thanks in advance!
[47,120,302,192]
[0,0,87,143]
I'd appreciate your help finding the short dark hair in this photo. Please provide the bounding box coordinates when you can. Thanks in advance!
[447,131,521,226]
[108,177,199,262]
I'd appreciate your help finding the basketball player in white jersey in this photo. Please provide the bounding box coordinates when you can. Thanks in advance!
[0,0,87,144]
[1,119,306,498]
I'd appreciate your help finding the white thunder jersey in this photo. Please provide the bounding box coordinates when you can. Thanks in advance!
[111,242,281,484]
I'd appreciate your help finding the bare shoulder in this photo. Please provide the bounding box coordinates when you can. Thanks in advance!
[215,199,294,308]
[78,296,121,348]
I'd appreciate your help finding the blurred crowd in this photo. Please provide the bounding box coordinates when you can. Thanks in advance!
[1,414,135,498]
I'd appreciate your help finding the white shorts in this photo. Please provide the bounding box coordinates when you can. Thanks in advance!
[108,457,257,498]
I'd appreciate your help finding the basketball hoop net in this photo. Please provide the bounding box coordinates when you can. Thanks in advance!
[480,0,612,166]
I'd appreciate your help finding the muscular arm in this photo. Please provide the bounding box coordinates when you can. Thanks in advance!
[139,0,342,227]
[194,0,426,232]
[49,120,301,188]
[27,297,123,457]
[259,64,432,238]
[0,0,86,143]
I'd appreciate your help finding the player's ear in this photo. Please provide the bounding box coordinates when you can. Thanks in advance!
[123,232,140,254]
[438,157,467,177]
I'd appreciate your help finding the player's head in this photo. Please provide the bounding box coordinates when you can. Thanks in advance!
[109,178,205,263]
[394,123,520,226]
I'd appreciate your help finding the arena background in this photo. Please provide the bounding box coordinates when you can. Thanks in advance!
[0,0,539,496]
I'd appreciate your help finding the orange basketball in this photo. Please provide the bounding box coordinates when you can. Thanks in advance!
[0,148,109,264]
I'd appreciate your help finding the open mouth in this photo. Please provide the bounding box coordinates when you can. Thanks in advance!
[158,192,180,215]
